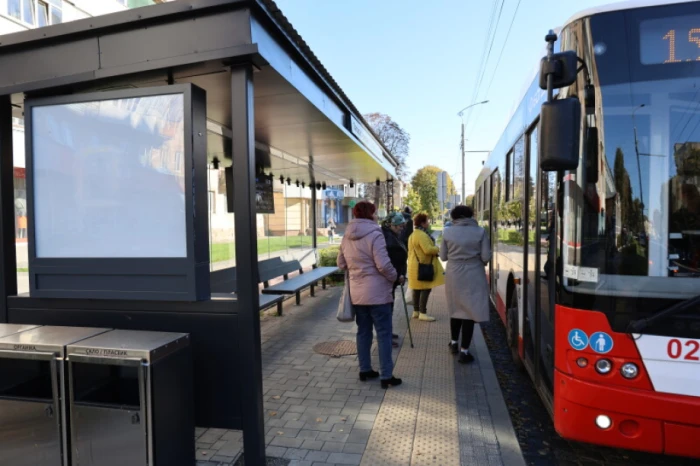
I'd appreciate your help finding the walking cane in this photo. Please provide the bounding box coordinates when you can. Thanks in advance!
[399,283,414,348]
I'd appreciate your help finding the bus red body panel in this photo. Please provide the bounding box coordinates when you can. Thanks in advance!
[554,305,700,458]
[495,293,506,325]
[664,423,700,458]
[554,373,664,453]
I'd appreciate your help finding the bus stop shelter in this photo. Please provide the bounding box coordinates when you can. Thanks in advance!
[0,1,398,464]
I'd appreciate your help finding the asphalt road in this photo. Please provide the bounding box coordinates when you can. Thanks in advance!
[479,306,699,466]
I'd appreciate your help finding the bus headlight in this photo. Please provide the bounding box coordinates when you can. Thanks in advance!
[620,363,639,379]
[595,359,612,374]
[595,414,612,429]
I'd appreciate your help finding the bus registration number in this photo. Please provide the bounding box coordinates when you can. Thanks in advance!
[633,334,700,397]
[667,338,700,361]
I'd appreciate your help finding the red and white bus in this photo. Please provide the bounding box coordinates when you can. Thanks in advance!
[475,0,700,458]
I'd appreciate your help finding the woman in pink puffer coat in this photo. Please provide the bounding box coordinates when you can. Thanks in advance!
[337,201,402,389]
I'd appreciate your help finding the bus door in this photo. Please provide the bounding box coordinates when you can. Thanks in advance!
[527,124,556,399]
[524,126,538,370]
[490,170,499,297]
[537,169,557,397]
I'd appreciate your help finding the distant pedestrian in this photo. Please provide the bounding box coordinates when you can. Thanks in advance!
[439,205,492,363]
[17,215,27,239]
[407,213,444,322]
[337,201,402,389]
[327,218,336,244]
[381,212,408,347]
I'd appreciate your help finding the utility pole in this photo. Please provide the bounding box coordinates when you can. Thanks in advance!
[460,122,465,206]
[437,171,445,221]
[457,100,489,204]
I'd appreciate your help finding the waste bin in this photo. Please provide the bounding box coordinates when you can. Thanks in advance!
[0,325,110,466]
[66,329,193,466]
[0,323,41,338]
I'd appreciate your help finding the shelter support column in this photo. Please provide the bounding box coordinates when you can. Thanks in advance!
[311,184,317,250]
[231,66,265,465]
[0,95,17,323]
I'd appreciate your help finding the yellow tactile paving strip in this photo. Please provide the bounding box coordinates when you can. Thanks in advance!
[361,286,460,466]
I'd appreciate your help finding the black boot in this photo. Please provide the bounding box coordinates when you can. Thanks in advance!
[458,351,475,364]
[381,376,402,389]
[359,370,379,381]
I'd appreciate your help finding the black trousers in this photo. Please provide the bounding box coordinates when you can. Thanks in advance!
[412,289,432,313]
[450,318,475,349]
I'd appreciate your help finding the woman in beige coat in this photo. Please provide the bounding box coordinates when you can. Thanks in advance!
[439,205,491,363]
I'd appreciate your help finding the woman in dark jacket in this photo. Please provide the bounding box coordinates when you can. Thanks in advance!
[382,212,408,347]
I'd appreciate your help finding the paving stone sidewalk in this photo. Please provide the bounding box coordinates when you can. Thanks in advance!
[196,284,525,466]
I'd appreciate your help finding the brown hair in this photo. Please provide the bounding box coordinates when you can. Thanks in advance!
[353,201,376,220]
[413,213,429,227]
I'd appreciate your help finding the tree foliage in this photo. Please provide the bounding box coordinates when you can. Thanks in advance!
[613,148,645,236]
[360,113,411,210]
[404,186,421,213]
[410,166,456,220]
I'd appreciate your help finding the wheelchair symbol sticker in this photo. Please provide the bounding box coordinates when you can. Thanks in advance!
[568,329,588,350]
[589,332,614,354]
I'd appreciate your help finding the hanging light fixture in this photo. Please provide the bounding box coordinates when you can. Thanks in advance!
[212,157,220,170]
[279,175,284,184]
[316,182,321,190]
[287,178,291,186]
[296,180,300,187]
[349,180,354,188]
[322,182,326,190]
[302,181,305,189]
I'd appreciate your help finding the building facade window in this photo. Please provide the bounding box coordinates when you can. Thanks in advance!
[2,0,62,27]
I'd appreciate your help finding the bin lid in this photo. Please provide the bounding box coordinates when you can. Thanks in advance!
[0,323,42,339]
[0,326,111,358]
[66,329,189,363]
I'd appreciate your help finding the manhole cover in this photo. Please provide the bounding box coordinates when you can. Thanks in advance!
[313,340,357,357]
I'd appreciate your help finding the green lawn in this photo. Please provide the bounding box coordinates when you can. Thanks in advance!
[210,236,329,262]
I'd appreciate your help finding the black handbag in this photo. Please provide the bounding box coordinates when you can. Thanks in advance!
[414,249,435,282]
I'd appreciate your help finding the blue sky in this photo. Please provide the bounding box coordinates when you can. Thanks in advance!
[274,0,612,196]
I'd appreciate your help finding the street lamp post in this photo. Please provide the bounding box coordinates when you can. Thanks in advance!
[458,100,489,203]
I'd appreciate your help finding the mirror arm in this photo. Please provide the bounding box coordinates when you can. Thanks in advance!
[576,57,592,86]
[544,30,558,101]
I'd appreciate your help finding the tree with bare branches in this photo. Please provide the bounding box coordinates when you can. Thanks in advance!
[361,113,410,212]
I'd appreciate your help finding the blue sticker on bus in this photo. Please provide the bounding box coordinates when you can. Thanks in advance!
[568,329,588,350]
[589,332,614,354]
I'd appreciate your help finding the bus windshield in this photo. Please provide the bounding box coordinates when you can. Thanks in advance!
[562,7,700,301]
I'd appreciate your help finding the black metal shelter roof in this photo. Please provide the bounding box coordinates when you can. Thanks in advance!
[0,0,398,184]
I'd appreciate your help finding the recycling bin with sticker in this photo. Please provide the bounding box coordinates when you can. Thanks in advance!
[0,325,110,466]
[66,329,193,466]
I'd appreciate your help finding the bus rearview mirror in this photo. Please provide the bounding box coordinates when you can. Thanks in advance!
[539,98,581,172]
[539,51,579,90]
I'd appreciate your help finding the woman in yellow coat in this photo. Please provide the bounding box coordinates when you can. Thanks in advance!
[407,213,445,321]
